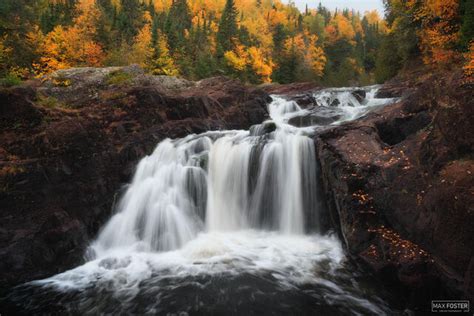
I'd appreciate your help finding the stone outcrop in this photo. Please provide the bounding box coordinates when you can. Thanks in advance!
[0,67,270,292]
[314,69,474,311]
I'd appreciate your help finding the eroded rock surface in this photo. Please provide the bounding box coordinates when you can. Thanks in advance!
[314,70,474,310]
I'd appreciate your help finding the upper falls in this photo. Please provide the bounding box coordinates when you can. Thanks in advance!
[91,85,395,256]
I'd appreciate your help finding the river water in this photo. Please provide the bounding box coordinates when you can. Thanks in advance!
[4,86,403,315]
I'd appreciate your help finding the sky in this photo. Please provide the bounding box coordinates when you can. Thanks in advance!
[293,0,385,15]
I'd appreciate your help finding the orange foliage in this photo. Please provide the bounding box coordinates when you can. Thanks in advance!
[34,0,105,75]
[463,42,474,82]
[416,0,460,65]
[325,13,355,44]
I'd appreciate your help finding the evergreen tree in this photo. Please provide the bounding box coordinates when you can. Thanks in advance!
[460,0,474,50]
[0,0,40,69]
[375,33,401,83]
[95,0,116,49]
[116,0,145,43]
[164,0,192,53]
[217,0,239,54]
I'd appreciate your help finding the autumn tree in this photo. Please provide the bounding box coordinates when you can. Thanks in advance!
[34,0,105,75]
[0,0,414,85]
[131,12,154,67]
[417,0,461,65]
[150,30,179,76]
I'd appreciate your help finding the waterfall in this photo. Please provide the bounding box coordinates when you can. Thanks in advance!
[12,86,399,315]
[90,86,397,256]
[91,98,322,255]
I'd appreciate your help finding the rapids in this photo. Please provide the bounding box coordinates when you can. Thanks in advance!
[4,86,402,315]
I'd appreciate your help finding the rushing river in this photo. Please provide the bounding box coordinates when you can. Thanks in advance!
[4,86,403,315]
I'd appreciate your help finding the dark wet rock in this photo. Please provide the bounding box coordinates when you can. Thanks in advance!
[351,89,366,103]
[315,69,474,311]
[0,67,270,292]
[0,86,42,130]
[288,107,342,127]
[260,83,322,108]
[250,121,277,136]
[289,94,317,108]
[260,82,320,96]
[330,99,340,107]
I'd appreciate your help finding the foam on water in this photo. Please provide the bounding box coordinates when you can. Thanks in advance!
[34,232,344,291]
[313,85,398,123]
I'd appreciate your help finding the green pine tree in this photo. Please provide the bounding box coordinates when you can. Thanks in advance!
[164,0,192,53]
[117,0,145,44]
[217,0,239,54]
[459,0,474,50]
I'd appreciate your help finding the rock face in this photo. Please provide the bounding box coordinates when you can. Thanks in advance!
[314,70,474,310]
[0,67,270,292]
[261,82,321,108]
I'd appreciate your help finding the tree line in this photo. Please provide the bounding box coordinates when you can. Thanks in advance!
[0,0,472,86]
[376,0,473,82]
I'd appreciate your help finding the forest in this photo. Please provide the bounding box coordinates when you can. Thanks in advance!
[0,0,471,87]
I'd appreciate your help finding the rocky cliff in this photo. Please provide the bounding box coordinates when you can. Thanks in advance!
[313,70,473,310]
[0,66,270,292]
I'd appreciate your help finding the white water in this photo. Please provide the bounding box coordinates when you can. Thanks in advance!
[314,85,397,124]
[21,86,399,315]
[91,91,327,254]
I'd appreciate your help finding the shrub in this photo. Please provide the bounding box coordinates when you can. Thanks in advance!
[106,70,133,85]
[0,73,22,87]
[37,95,65,109]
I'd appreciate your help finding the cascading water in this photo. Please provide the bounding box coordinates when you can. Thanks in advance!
[5,86,402,315]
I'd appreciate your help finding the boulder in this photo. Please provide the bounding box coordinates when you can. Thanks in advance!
[351,89,366,103]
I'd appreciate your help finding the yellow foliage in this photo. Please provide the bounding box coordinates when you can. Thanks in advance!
[131,14,154,67]
[224,44,248,71]
[326,13,355,44]
[364,10,387,33]
[0,35,12,70]
[224,44,273,82]
[284,34,305,53]
[247,46,273,82]
[305,35,326,77]
[151,31,179,76]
